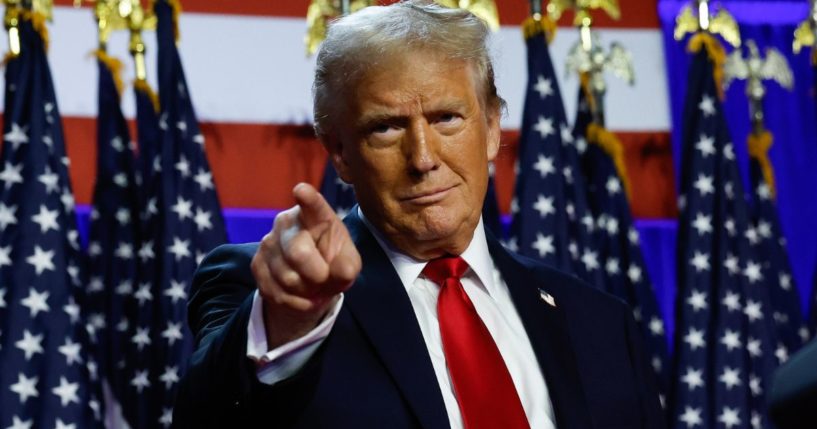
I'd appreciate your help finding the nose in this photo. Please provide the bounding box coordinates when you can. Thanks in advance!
[405,119,440,176]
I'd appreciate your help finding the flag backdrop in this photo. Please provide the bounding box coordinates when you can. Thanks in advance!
[669,37,780,429]
[86,50,144,420]
[508,18,601,287]
[573,85,670,396]
[0,14,101,428]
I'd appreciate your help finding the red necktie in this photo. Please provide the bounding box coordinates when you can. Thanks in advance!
[423,257,530,429]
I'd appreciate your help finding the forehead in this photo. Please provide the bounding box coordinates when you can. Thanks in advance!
[348,51,480,112]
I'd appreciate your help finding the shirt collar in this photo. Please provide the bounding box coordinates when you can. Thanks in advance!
[357,207,496,295]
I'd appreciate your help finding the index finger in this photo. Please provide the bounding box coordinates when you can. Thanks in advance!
[293,182,339,229]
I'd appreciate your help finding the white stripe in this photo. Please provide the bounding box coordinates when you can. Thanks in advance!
[0,7,670,131]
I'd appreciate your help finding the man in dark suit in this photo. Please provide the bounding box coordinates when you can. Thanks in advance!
[173,1,664,428]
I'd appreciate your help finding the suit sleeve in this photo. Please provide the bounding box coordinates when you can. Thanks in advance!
[622,307,667,429]
[173,243,327,428]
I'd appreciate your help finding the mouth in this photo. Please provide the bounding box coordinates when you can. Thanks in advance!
[400,185,456,205]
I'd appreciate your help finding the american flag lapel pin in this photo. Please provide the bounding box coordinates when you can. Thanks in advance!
[538,289,556,307]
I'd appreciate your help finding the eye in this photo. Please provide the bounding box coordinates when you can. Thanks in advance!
[437,113,457,123]
[370,123,398,135]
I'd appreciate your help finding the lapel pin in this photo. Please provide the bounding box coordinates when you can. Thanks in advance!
[538,289,556,307]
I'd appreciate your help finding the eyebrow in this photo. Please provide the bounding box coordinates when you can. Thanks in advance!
[355,99,469,129]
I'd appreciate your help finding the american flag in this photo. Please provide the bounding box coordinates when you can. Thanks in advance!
[124,1,228,427]
[507,19,600,285]
[0,15,102,428]
[669,38,780,429]
[572,85,669,397]
[745,132,809,353]
[86,52,144,417]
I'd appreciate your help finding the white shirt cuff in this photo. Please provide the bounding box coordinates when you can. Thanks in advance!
[246,290,344,385]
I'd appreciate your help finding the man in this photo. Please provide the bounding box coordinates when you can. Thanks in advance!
[173,2,664,428]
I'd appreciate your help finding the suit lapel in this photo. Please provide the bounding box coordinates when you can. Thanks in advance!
[487,235,593,429]
[342,211,450,429]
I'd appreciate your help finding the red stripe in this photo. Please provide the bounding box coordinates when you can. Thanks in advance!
[4,116,674,219]
[53,0,660,28]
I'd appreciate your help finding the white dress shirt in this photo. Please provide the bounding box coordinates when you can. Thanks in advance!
[246,212,556,429]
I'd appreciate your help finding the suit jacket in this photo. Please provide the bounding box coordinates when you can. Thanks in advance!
[173,211,665,428]
[768,338,817,428]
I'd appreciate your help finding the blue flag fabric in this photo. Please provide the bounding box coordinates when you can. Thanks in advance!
[86,55,143,410]
[508,23,600,285]
[746,135,808,353]
[0,16,102,428]
[669,42,780,429]
[572,87,669,397]
[123,1,228,426]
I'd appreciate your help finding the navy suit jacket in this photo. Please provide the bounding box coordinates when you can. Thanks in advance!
[173,211,665,428]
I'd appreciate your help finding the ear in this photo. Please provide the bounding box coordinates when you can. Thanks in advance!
[485,106,501,162]
[322,134,354,184]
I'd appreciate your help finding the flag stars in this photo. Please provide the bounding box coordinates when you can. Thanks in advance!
[691,213,712,235]
[0,245,11,268]
[605,176,621,195]
[743,300,764,321]
[131,370,151,393]
[135,283,153,306]
[581,249,599,271]
[757,221,771,239]
[58,338,82,365]
[193,168,214,191]
[194,208,213,231]
[679,406,703,428]
[687,290,707,312]
[161,322,184,346]
[533,155,555,178]
[690,251,710,272]
[534,116,555,139]
[720,330,741,351]
[627,265,642,283]
[165,280,188,304]
[38,166,60,194]
[699,95,716,116]
[15,330,44,360]
[722,291,741,311]
[132,327,152,351]
[115,207,131,225]
[115,243,134,260]
[168,237,191,261]
[9,373,38,403]
[747,337,762,357]
[21,288,50,317]
[26,246,55,275]
[4,123,29,150]
[648,317,664,335]
[693,174,714,196]
[724,218,736,236]
[531,234,555,258]
[31,205,60,233]
[51,377,80,406]
[749,374,762,396]
[779,273,792,290]
[724,143,735,160]
[63,297,80,324]
[0,203,18,231]
[605,258,620,276]
[718,407,741,428]
[681,367,704,390]
[743,261,763,284]
[160,366,180,391]
[61,189,75,212]
[775,344,788,363]
[0,161,24,189]
[533,75,553,98]
[6,416,32,429]
[175,155,191,177]
[171,196,193,220]
[695,135,716,157]
[756,183,771,200]
[55,419,76,429]
[745,226,760,245]
[533,195,555,218]
[724,254,740,276]
[684,328,705,350]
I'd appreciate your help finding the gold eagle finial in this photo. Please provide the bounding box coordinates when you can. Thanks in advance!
[674,0,740,48]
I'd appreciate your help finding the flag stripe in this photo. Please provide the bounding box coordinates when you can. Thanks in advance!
[52,0,662,28]
[26,7,670,131]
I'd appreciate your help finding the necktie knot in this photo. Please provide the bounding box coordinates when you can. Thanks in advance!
[422,256,469,286]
